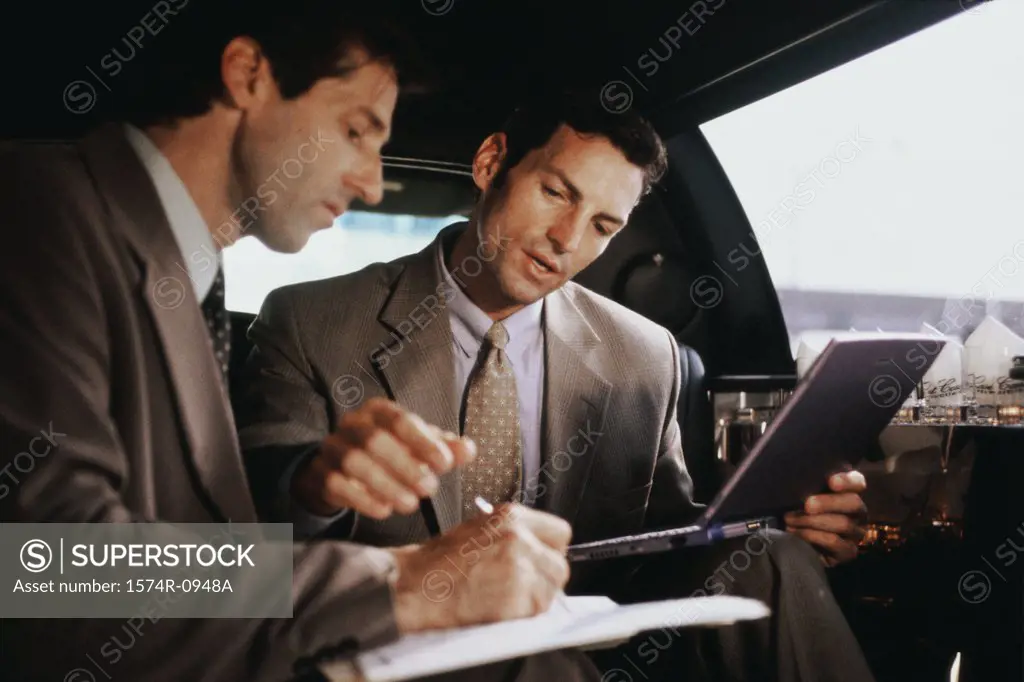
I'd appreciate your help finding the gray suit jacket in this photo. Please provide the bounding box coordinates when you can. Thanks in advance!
[0,125,400,682]
[236,224,704,585]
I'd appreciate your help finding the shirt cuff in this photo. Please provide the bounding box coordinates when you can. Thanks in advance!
[279,445,350,538]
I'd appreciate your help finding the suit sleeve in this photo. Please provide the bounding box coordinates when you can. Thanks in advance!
[0,153,393,681]
[234,285,356,537]
[643,328,707,530]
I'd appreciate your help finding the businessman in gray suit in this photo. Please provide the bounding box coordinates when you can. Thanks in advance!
[236,94,879,681]
[0,3,601,681]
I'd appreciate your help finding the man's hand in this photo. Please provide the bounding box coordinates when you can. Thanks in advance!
[291,397,476,518]
[389,504,572,633]
[784,471,868,567]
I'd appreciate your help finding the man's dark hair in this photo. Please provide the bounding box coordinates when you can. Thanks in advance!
[113,0,424,128]
[490,91,669,197]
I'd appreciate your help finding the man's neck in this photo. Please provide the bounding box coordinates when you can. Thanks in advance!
[140,119,239,252]
[448,223,524,322]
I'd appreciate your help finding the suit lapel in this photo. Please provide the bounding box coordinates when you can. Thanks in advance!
[538,287,612,526]
[372,236,462,532]
[79,124,256,523]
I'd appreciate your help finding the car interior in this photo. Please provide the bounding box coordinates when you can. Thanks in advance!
[4,1,1021,680]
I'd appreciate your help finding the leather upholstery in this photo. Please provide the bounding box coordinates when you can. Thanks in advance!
[675,342,721,503]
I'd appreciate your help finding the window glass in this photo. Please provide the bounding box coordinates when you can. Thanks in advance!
[224,211,465,314]
[699,1,1024,356]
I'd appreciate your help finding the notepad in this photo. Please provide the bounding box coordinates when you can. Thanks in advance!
[319,595,770,682]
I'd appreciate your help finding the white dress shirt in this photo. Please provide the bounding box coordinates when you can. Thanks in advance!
[122,124,219,300]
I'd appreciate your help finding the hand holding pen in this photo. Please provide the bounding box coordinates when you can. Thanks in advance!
[389,497,574,632]
[473,496,571,612]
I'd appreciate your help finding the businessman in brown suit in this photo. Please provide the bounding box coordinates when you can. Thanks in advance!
[0,3,602,681]
[236,94,879,681]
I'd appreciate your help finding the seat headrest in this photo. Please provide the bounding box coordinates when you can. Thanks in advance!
[612,251,700,334]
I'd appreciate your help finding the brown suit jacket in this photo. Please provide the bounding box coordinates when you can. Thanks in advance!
[0,125,400,681]
[236,223,704,591]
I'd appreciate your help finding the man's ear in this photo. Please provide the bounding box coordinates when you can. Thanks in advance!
[220,37,278,110]
[472,133,507,193]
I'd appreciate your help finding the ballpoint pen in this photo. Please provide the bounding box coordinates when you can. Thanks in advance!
[473,496,570,612]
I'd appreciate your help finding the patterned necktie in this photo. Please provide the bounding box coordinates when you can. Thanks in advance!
[200,267,231,385]
[460,321,523,520]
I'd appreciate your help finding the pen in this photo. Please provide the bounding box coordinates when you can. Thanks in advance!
[473,496,570,613]
[420,498,442,538]
[473,495,495,515]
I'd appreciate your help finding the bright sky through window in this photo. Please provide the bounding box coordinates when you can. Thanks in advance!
[701,2,1024,302]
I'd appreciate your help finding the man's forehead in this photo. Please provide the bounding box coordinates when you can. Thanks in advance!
[323,61,397,121]
[530,126,645,214]
[539,126,625,165]
[541,129,641,177]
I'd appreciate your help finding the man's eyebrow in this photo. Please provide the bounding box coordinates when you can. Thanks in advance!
[547,167,582,202]
[548,167,626,226]
[357,106,391,142]
[362,107,387,132]
[595,211,626,227]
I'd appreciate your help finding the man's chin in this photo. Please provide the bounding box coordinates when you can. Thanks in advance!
[256,223,318,254]
[500,273,555,306]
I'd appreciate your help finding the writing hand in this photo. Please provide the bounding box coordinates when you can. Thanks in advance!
[390,503,572,632]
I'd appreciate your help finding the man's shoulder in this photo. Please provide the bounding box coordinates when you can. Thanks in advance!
[260,251,416,316]
[0,139,93,201]
[0,138,79,164]
[557,284,681,405]
[0,139,110,253]
[560,281,675,354]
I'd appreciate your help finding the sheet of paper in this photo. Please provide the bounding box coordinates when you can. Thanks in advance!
[549,594,617,616]
[319,595,769,682]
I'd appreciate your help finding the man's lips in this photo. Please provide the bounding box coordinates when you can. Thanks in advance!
[524,249,562,275]
[323,200,344,217]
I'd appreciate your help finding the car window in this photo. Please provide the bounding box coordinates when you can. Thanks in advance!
[699,1,1024,355]
[224,211,466,314]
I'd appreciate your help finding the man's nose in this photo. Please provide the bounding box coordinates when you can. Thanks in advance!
[345,155,385,206]
[546,215,586,254]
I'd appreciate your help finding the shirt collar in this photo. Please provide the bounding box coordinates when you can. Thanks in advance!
[123,123,219,301]
[435,232,544,358]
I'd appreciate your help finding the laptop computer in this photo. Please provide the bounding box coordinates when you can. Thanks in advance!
[567,333,945,562]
